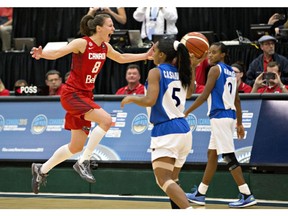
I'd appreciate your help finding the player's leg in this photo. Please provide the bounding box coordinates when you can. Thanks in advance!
[32,129,87,194]
[169,167,181,209]
[202,149,218,185]
[73,108,112,183]
[220,118,257,208]
[152,157,191,209]
[223,153,257,208]
[186,127,218,206]
[153,130,192,209]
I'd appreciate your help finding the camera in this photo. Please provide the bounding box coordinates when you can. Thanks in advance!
[262,72,276,80]
[262,72,276,85]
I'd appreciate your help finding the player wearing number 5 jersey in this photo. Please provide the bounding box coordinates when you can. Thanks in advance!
[184,42,257,208]
[30,13,154,194]
[121,38,196,209]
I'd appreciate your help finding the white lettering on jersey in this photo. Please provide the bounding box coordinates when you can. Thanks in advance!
[163,70,179,79]
[223,68,235,77]
[88,53,106,60]
[85,74,97,83]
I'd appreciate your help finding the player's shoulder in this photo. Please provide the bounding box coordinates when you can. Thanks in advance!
[69,37,87,47]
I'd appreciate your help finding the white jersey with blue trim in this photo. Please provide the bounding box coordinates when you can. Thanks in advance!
[146,63,187,125]
[207,62,237,118]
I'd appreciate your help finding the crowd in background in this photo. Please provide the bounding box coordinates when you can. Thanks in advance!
[1,7,288,95]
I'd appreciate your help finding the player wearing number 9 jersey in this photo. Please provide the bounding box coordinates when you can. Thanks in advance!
[30,13,154,194]
[207,61,237,119]
[184,42,257,208]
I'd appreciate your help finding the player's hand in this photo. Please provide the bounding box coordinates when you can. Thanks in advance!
[120,96,133,108]
[146,43,155,60]
[30,46,43,60]
[236,124,245,139]
[190,51,207,68]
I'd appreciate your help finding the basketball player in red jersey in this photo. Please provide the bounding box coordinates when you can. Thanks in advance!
[30,13,154,194]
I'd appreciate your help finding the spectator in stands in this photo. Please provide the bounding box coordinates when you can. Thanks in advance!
[64,71,70,83]
[87,7,127,29]
[115,64,144,95]
[194,82,205,94]
[14,79,28,88]
[231,61,252,93]
[251,61,288,93]
[194,57,210,94]
[268,12,288,36]
[45,70,64,95]
[246,35,288,86]
[195,57,210,86]
[0,7,13,51]
[133,7,178,42]
[13,79,29,96]
[0,78,10,96]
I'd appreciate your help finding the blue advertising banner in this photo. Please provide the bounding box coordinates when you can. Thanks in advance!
[0,98,262,163]
[250,100,288,164]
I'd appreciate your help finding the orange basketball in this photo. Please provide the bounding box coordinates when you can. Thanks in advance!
[180,32,209,58]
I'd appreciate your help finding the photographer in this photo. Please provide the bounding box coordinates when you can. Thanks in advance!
[251,61,288,93]
[246,35,288,86]
[268,12,288,36]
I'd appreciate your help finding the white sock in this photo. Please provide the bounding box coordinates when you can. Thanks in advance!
[78,126,106,164]
[40,144,73,174]
[239,183,251,195]
[198,182,209,195]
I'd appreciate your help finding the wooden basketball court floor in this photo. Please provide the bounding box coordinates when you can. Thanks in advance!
[0,192,287,212]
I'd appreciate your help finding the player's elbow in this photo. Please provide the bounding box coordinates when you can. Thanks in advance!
[144,97,156,107]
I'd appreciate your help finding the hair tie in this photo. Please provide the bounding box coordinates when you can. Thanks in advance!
[173,40,180,51]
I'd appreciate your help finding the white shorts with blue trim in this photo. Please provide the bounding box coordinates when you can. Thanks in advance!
[150,131,192,168]
[208,118,236,154]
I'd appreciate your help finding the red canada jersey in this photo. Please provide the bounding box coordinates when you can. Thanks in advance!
[66,36,108,91]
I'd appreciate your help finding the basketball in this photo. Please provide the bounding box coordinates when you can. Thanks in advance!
[180,32,209,58]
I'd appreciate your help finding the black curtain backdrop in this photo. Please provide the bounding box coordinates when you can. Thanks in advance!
[1,7,287,93]
[12,7,287,44]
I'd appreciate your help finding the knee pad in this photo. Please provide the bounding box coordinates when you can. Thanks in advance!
[152,161,174,171]
[159,179,175,192]
[152,161,175,192]
[222,153,239,171]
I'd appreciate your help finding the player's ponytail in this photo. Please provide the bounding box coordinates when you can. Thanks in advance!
[80,14,111,37]
[175,42,192,89]
[158,38,192,89]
